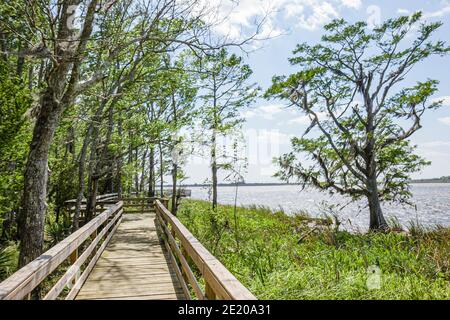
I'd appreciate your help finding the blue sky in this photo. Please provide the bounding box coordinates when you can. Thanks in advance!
[184,0,450,184]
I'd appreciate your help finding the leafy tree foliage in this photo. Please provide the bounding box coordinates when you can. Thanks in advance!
[0,62,31,241]
[266,13,449,230]
[196,49,259,209]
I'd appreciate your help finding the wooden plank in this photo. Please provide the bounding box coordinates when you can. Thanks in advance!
[83,272,178,282]
[78,281,183,293]
[81,274,179,283]
[94,259,171,267]
[78,289,184,300]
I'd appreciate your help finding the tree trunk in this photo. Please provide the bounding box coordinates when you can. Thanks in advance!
[140,148,148,193]
[367,178,388,231]
[18,89,63,268]
[85,127,100,222]
[37,60,45,87]
[171,163,178,215]
[0,32,7,62]
[211,130,218,210]
[148,146,155,197]
[117,117,123,198]
[134,147,139,195]
[74,116,97,230]
[365,95,389,232]
[86,177,98,222]
[87,104,114,219]
[127,132,132,195]
[27,65,33,90]
[159,143,164,197]
[16,42,24,79]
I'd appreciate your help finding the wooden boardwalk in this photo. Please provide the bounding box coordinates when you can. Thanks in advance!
[0,197,256,300]
[76,212,185,300]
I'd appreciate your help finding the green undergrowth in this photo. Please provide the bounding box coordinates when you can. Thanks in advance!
[177,199,449,300]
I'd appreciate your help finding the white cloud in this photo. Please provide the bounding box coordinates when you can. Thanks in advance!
[241,110,257,119]
[295,1,339,31]
[202,0,450,45]
[259,104,285,119]
[257,130,291,144]
[432,96,450,107]
[438,117,450,126]
[289,115,310,125]
[423,1,450,19]
[341,0,361,9]
[244,103,293,121]
[397,8,410,15]
[285,3,305,18]
[416,141,450,162]
[288,111,328,125]
[420,141,450,148]
[200,0,365,42]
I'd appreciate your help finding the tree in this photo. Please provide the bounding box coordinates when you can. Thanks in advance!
[0,0,268,269]
[163,54,198,215]
[2,0,224,266]
[0,61,32,241]
[197,49,258,210]
[11,0,102,267]
[265,14,449,231]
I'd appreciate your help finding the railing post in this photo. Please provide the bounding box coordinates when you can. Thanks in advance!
[68,248,79,288]
[205,282,216,300]
[162,198,169,209]
[180,246,190,287]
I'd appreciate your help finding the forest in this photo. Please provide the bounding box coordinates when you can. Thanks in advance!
[0,1,449,300]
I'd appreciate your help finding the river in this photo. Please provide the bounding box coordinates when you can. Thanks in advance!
[188,183,450,232]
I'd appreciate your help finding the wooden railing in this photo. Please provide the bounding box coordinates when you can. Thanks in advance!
[120,197,160,213]
[0,201,123,300]
[157,189,192,197]
[64,193,119,225]
[154,200,256,300]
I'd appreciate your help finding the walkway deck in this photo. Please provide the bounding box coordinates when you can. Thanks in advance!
[76,213,185,300]
[0,196,256,300]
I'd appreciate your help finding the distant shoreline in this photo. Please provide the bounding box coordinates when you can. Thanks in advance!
[171,180,450,188]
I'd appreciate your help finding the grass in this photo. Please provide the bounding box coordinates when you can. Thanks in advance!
[0,242,19,281]
[176,199,450,300]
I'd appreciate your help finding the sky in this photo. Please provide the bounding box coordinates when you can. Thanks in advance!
[182,0,450,184]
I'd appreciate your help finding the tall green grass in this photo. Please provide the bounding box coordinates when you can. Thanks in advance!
[0,242,19,281]
[177,199,449,300]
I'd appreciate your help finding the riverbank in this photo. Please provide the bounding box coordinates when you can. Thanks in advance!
[177,199,449,299]
[188,184,450,231]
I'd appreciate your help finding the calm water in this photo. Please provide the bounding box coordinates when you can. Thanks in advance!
[189,184,450,232]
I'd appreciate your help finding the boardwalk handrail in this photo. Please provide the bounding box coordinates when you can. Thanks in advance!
[0,201,123,300]
[154,200,257,300]
[65,193,118,205]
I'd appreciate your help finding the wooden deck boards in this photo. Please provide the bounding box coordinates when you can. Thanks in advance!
[76,213,185,300]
